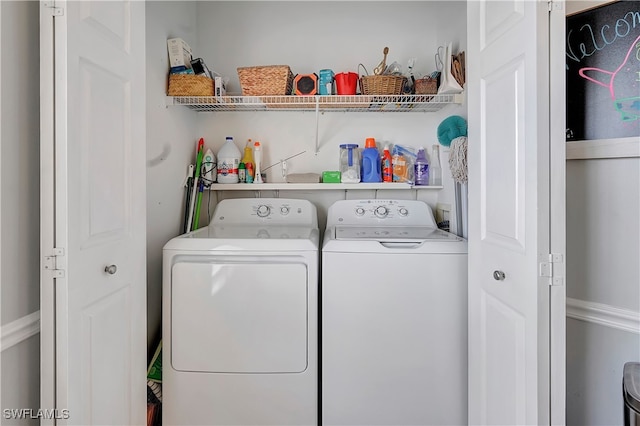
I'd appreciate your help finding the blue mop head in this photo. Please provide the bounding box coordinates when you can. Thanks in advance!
[437,115,468,147]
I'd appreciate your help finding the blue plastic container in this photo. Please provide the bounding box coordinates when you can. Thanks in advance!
[361,138,382,183]
[319,69,334,95]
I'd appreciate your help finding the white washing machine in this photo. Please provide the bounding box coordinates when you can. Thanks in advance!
[163,198,319,426]
[321,199,468,426]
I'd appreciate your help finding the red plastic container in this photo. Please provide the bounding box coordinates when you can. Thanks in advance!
[335,72,358,95]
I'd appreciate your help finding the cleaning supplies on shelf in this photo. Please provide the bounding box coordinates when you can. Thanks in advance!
[429,144,442,186]
[238,161,246,183]
[414,147,429,186]
[382,145,393,182]
[217,136,241,184]
[242,139,255,183]
[392,144,416,183]
[202,148,216,184]
[339,144,360,183]
[361,137,382,183]
[253,141,263,184]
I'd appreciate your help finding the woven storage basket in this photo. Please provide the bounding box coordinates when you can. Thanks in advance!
[168,74,214,96]
[414,77,438,95]
[237,65,294,96]
[360,75,406,95]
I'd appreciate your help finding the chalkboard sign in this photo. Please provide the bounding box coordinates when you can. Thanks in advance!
[566,1,640,141]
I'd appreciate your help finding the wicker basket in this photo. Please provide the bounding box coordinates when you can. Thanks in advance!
[168,74,214,96]
[237,65,294,96]
[414,77,438,95]
[359,75,406,95]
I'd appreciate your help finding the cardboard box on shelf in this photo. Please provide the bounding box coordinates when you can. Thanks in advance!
[215,76,226,97]
[167,38,192,69]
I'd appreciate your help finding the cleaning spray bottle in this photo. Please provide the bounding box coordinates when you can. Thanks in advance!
[382,144,393,182]
[253,140,263,184]
[203,148,216,184]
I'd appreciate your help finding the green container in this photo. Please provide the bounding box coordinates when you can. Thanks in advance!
[322,171,341,183]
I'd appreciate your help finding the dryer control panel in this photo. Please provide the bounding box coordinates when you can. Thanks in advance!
[212,198,318,227]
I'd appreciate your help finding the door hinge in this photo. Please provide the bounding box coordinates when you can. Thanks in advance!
[42,2,64,16]
[43,247,65,278]
[539,253,563,286]
[548,0,563,12]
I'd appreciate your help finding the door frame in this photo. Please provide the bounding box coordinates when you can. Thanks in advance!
[549,1,567,423]
[39,1,56,422]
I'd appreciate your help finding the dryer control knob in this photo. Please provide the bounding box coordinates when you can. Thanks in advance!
[398,207,409,216]
[355,207,365,216]
[374,206,389,218]
[256,205,271,217]
[280,206,290,215]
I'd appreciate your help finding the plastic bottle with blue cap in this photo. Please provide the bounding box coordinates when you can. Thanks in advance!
[339,143,360,183]
[217,136,241,184]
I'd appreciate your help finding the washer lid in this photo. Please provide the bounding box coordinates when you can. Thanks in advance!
[163,225,320,251]
[334,226,462,242]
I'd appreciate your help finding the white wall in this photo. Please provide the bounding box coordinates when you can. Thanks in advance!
[565,2,640,424]
[146,1,199,355]
[565,157,640,425]
[146,1,468,347]
[0,1,40,423]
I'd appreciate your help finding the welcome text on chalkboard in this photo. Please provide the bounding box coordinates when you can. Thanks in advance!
[566,1,640,141]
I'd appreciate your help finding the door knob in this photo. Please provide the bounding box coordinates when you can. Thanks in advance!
[493,270,506,281]
[104,265,117,275]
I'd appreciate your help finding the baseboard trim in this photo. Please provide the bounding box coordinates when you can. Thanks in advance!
[567,298,640,334]
[1,311,40,351]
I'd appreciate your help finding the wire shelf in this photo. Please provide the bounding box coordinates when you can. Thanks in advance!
[166,94,463,113]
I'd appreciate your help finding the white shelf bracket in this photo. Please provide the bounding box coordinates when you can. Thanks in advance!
[315,98,320,155]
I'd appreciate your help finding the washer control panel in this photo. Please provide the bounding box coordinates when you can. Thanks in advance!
[212,198,318,226]
[327,199,437,227]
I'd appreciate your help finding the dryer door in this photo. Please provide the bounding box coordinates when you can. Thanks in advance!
[171,257,308,373]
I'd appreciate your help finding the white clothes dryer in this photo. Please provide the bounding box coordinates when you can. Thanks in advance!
[163,198,319,426]
[321,199,468,426]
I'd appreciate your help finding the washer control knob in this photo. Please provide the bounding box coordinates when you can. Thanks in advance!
[398,207,409,217]
[355,207,365,216]
[374,205,389,218]
[280,206,290,215]
[256,205,271,217]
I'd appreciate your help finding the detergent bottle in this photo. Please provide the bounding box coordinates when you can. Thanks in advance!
[242,139,255,183]
[414,147,429,186]
[361,137,382,183]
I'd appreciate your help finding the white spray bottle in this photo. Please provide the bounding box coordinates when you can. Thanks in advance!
[253,141,263,184]
[203,148,216,183]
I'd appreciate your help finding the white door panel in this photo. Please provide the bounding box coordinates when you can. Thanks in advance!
[468,0,565,424]
[40,1,146,425]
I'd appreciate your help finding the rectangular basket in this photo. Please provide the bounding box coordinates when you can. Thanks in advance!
[359,74,406,95]
[167,74,214,97]
[237,65,294,96]
[414,77,438,95]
